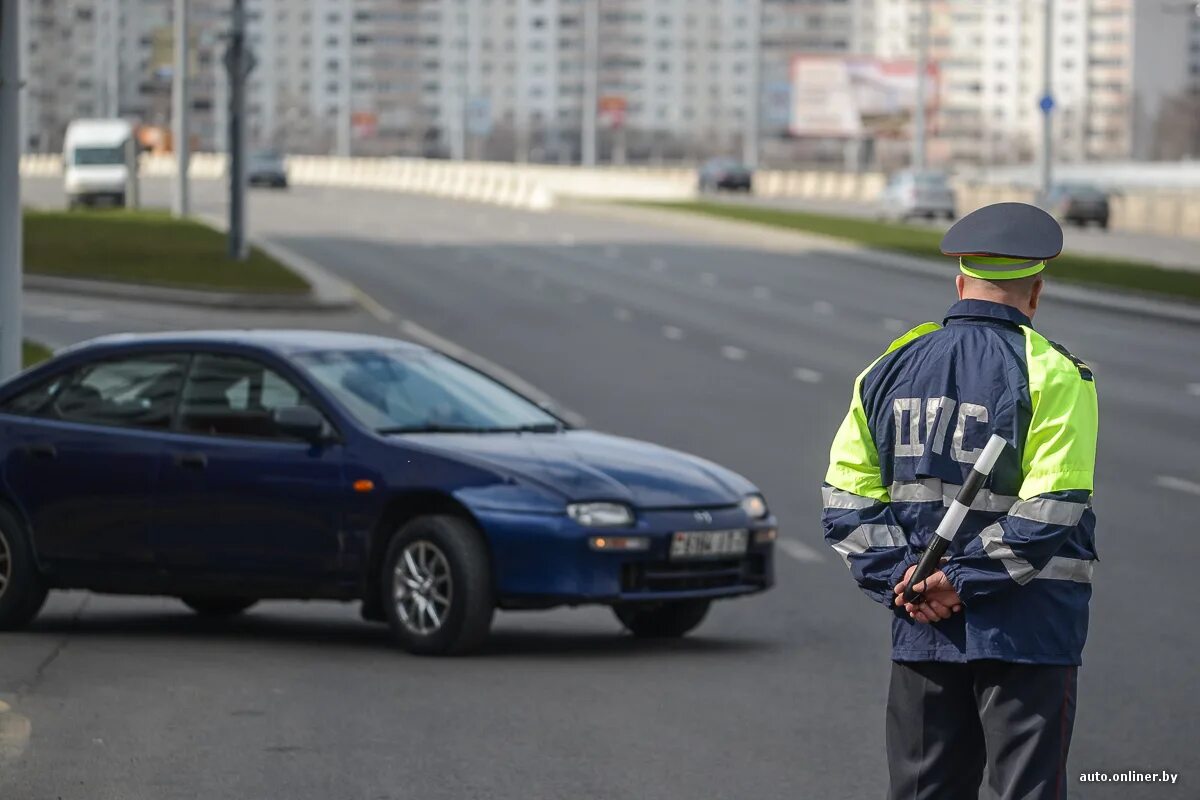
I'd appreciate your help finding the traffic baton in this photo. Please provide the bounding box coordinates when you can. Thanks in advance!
[902,434,1008,605]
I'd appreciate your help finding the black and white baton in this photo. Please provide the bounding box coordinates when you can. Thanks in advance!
[902,434,1008,605]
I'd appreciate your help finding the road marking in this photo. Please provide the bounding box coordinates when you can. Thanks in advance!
[649,257,667,272]
[0,701,32,763]
[568,290,587,304]
[557,233,576,247]
[604,245,622,259]
[793,367,824,383]
[813,300,835,315]
[883,318,908,333]
[720,345,747,361]
[531,276,547,290]
[1186,383,1200,397]
[751,285,772,300]
[776,538,824,564]
[352,287,397,324]
[662,325,685,341]
[1154,475,1200,496]
[613,307,633,322]
[699,272,718,288]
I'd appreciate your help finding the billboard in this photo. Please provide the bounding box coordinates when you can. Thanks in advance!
[789,56,939,139]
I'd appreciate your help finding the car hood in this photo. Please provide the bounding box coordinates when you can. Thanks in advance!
[396,430,752,508]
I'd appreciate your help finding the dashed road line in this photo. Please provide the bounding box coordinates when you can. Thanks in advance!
[1186,383,1200,397]
[1154,475,1200,496]
[649,257,668,272]
[699,272,718,288]
[883,318,908,333]
[793,367,824,383]
[662,325,685,341]
[720,345,747,361]
[613,307,633,322]
[751,285,772,300]
[604,245,622,259]
[813,300,835,315]
[777,539,824,564]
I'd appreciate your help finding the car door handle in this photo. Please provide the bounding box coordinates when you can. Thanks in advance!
[174,452,208,470]
[26,443,57,460]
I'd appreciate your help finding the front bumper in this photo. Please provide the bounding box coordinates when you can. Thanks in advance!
[475,505,776,608]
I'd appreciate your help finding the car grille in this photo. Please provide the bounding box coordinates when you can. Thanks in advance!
[620,554,768,594]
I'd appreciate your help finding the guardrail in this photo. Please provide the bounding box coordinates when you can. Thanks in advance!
[20,154,1199,239]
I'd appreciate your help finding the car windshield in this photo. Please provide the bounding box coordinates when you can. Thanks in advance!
[73,146,125,166]
[1061,184,1105,199]
[912,172,949,187]
[294,348,562,433]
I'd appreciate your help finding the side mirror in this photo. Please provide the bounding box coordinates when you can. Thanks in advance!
[273,405,327,442]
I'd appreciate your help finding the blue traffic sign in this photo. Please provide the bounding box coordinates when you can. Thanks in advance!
[1039,94,1055,114]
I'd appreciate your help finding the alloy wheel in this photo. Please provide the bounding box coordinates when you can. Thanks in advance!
[392,540,453,635]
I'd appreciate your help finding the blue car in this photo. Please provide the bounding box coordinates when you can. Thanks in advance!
[0,331,776,654]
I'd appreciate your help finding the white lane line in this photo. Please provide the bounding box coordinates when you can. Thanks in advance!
[777,538,824,564]
[720,345,747,361]
[1186,383,1200,397]
[793,367,824,383]
[813,300,835,315]
[352,287,397,324]
[662,325,685,341]
[751,285,772,300]
[604,245,622,259]
[883,318,908,333]
[699,272,718,288]
[1154,475,1200,496]
[650,257,667,272]
[613,307,633,322]
[568,290,588,304]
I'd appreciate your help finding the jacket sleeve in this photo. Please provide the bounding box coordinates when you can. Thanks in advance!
[941,342,1099,604]
[822,376,919,607]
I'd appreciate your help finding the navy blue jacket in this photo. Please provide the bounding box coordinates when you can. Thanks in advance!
[822,299,1099,665]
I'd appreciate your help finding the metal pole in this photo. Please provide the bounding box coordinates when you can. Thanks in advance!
[1040,0,1054,194]
[742,0,762,168]
[0,0,23,378]
[912,0,930,171]
[581,0,598,166]
[226,0,248,261]
[172,0,190,217]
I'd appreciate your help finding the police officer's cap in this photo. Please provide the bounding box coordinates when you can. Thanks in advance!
[940,202,1062,280]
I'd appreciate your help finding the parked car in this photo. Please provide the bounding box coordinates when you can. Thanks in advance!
[247,150,288,188]
[698,158,754,192]
[0,332,776,655]
[879,170,957,221]
[63,118,134,209]
[1037,183,1110,229]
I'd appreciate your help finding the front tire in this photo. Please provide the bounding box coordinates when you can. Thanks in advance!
[381,515,494,656]
[180,596,258,617]
[614,598,711,638]
[0,506,49,631]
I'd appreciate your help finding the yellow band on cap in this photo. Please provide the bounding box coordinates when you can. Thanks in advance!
[959,257,1047,280]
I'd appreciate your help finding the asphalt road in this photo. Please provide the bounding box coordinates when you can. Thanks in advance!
[4,177,1198,798]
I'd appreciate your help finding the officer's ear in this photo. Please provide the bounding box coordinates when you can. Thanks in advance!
[955,274,967,300]
[1028,277,1044,313]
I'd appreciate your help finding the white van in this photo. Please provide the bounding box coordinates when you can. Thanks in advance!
[63,118,135,208]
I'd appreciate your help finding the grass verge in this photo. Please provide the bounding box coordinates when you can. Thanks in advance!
[22,340,52,367]
[24,209,309,294]
[636,201,1200,302]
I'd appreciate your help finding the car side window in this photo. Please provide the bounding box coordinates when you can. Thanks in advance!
[178,354,321,440]
[53,354,188,430]
[1,373,69,417]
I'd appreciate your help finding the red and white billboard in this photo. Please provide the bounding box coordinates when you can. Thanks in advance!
[789,56,940,139]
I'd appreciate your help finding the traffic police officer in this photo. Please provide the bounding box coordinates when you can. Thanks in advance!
[821,202,1098,799]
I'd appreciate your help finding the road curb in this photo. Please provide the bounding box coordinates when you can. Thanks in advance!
[582,202,1200,326]
[23,274,329,310]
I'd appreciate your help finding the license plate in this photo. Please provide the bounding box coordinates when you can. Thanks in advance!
[670,529,748,560]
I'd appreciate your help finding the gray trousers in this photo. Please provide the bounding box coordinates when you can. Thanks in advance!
[886,660,1077,800]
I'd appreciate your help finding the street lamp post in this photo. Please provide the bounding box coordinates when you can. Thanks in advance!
[743,0,762,169]
[912,0,930,171]
[0,0,22,378]
[1039,0,1054,195]
[224,0,252,261]
[581,0,598,166]
[172,0,190,218]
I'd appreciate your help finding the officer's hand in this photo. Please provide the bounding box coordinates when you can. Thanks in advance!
[894,567,963,624]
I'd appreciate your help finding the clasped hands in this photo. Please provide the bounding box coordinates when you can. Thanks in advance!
[893,563,963,624]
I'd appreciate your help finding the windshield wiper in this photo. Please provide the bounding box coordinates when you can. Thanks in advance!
[378,424,491,434]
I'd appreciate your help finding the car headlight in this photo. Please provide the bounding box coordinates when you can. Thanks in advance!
[567,502,635,528]
[740,493,769,520]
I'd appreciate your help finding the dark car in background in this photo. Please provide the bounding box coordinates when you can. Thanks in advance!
[1037,183,1110,228]
[698,158,754,192]
[247,150,288,188]
[0,332,776,655]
